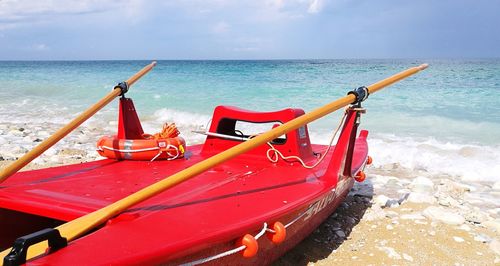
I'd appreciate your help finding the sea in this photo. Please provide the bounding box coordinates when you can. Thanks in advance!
[0,60,499,183]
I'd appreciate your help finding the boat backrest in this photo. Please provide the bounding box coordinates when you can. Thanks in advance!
[201,106,314,160]
[117,98,145,139]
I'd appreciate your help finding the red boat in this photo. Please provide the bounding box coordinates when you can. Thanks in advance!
[0,63,427,265]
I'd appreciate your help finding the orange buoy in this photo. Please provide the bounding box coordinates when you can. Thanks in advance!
[97,122,186,161]
[238,234,258,258]
[367,156,373,165]
[266,222,286,244]
[355,171,366,182]
[96,135,186,161]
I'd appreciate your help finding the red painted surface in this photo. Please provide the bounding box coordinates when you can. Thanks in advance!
[202,106,314,161]
[117,97,144,140]
[0,105,369,265]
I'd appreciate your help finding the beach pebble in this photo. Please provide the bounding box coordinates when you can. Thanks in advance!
[458,224,471,232]
[488,208,500,216]
[407,192,436,204]
[437,195,460,207]
[463,209,488,224]
[482,220,500,232]
[49,155,62,163]
[414,220,428,225]
[374,195,390,207]
[410,176,434,193]
[492,181,500,191]
[402,253,414,262]
[364,206,386,221]
[377,246,401,260]
[474,234,492,243]
[423,206,465,225]
[381,163,399,170]
[400,213,426,220]
[37,130,50,138]
[335,230,346,239]
[44,148,58,156]
[385,211,399,219]
[12,146,29,154]
[453,236,465,243]
[489,240,500,255]
[345,217,356,225]
[386,224,394,230]
[9,129,24,137]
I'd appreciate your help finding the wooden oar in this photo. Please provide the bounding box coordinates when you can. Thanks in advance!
[0,61,157,184]
[0,63,428,262]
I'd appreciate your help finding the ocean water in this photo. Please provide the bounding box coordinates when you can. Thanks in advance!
[0,60,499,182]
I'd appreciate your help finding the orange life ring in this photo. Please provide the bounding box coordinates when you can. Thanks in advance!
[96,135,186,161]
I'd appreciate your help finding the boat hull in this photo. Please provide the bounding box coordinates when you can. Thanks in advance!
[0,106,368,265]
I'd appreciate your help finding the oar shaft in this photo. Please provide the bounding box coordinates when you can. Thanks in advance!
[368,63,428,94]
[0,61,157,183]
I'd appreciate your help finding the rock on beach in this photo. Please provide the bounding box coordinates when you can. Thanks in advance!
[423,206,465,225]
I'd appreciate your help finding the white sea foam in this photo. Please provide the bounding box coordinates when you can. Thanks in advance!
[368,134,500,182]
[141,108,213,144]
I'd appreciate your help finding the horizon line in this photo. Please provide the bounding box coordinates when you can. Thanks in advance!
[0,57,499,62]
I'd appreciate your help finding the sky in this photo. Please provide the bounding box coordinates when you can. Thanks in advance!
[0,0,499,60]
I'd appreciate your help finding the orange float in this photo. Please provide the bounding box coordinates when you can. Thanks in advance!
[238,234,258,258]
[355,171,366,182]
[266,222,286,244]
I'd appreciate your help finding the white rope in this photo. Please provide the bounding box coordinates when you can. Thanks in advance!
[266,110,348,169]
[180,245,247,266]
[98,144,180,162]
[254,222,268,240]
[285,211,308,228]
[150,144,180,162]
[181,223,268,266]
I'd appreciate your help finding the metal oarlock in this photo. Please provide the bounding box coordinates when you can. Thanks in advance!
[347,86,369,104]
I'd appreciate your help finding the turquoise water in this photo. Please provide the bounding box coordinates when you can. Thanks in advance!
[0,60,499,181]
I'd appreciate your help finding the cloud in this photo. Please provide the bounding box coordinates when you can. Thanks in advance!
[307,0,325,14]
[0,0,145,28]
[266,0,285,9]
[32,43,49,51]
[232,47,259,52]
[212,21,230,34]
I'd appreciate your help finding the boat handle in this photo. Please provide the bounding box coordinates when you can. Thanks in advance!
[3,228,67,266]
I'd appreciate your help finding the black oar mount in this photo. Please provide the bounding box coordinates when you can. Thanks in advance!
[348,86,369,104]
[4,228,67,266]
[115,81,129,96]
